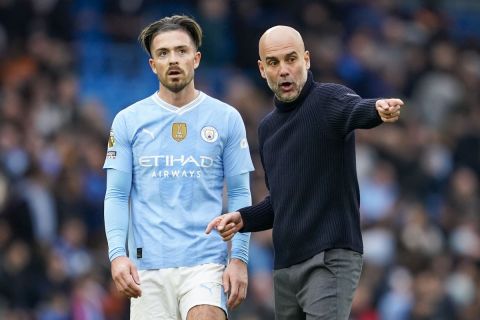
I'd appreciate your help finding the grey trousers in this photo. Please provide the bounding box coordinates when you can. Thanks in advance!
[273,249,363,320]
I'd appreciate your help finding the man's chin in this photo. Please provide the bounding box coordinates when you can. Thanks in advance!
[276,92,299,103]
[162,82,186,93]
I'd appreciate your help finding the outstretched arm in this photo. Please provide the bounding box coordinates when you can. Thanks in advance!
[326,85,405,135]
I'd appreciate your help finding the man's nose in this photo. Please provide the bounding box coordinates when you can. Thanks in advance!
[279,62,289,77]
[168,53,179,65]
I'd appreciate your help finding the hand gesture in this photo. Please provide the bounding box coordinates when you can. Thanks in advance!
[205,211,244,241]
[376,98,404,123]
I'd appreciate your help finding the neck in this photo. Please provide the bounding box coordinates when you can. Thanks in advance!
[157,81,198,107]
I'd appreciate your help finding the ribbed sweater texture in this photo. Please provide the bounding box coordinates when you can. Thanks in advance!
[239,71,382,269]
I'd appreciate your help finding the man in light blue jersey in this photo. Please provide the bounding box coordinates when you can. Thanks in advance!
[103,15,254,320]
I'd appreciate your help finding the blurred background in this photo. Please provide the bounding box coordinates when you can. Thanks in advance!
[1,0,480,319]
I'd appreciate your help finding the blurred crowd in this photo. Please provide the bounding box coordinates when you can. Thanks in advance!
[0,0,479,319]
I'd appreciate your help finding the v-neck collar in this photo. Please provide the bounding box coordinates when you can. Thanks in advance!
[152,91,206,115]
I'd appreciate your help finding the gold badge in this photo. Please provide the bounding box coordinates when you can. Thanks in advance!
[172,123,187,142]
[108,130,115,148]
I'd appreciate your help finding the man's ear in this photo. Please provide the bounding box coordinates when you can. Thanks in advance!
[194,51,201,69]
[149,58,157,74]
[304,50,311,70]
[258,60,266,79]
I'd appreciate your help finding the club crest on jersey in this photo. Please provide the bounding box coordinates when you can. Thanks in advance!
[172,123,187,142]
[201,126,218,143]
[108,130,115,148]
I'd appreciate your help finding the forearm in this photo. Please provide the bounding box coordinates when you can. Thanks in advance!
[327,85,382,135]
[226,173,251,264]
[347,98,382,130]
[104,169,132,261]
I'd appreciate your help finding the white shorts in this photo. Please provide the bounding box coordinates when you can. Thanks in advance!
[130,263,227,320]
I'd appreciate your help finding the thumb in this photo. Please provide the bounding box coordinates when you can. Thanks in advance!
[131,264,141,285]
[217,220,227,231]
[216,215,233,231]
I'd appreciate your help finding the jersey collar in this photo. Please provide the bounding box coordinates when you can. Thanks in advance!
[152,91,206,115]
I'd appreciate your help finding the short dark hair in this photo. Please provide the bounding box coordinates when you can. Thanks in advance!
[138,15,202,57]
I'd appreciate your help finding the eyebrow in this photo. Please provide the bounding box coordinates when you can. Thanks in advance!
[154,45,189,53]
[265,51,298,61]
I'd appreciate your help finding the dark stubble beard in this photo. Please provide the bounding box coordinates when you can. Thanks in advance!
[270,83,301,103]
[160,74,194,93]
[269,73,307,102]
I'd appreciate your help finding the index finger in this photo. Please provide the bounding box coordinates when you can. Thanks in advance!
[205,217,222,234]
[386,98,404,107]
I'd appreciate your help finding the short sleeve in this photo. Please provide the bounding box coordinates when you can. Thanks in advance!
[223,110,254,177]
[103,112,133,173]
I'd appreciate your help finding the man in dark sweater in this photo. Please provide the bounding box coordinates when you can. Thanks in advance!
[206,25,404,319]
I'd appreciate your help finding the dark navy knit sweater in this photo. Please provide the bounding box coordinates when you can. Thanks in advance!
[239,71,382,269]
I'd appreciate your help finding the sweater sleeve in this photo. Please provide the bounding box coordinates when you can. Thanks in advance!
[324,84,382,136]
[238,196,274,232]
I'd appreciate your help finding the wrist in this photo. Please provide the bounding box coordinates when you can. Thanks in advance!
[230,257,248,265]
[234,211,245,230]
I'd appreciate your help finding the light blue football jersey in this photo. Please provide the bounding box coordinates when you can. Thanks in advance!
[103,91,254,269]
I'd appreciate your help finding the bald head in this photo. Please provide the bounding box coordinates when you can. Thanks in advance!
[257,25,310,102]
[258,26,305,60]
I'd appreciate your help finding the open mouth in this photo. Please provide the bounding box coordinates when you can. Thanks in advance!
[167,69,182,76]
[279,81,293,91]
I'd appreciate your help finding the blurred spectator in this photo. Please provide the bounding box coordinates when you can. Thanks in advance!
[411,40,465,130]
[197,0,234,67]
[17,165,58,246]
[377,267,413,320]
[71,274,106,320]
[0,239,44,311]
[360,160,398,224]
[37,291,70,320]
[409,270,456,320]
[53,217,93,278]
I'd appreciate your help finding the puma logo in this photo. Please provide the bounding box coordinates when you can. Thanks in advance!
[142,128,155,140]
[200,283,219,295]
